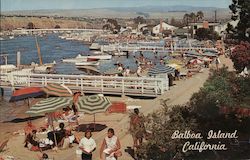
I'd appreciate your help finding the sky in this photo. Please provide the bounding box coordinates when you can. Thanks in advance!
[1,0,232,11]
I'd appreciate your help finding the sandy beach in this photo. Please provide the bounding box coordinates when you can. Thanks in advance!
[0,55,234,160]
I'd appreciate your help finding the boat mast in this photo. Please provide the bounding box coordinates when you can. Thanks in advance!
[35,36,43,65]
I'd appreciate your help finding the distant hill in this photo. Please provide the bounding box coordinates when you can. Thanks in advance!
[2,5,230,19]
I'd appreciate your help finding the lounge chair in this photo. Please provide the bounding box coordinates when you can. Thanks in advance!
[0,139,9,152]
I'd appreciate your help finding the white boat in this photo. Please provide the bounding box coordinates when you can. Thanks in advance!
[89,43,101,50]
[112,51,127,56]
[62,54,112,63]
[0,64,16,73]
[9,36,14,39]
[75,61,100,66]
[0,37,4,41]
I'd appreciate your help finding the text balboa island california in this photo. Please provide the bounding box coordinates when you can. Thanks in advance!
[171,130,238,152]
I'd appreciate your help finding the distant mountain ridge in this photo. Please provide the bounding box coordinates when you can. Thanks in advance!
[104,5,224,12]
[1,5,230,19]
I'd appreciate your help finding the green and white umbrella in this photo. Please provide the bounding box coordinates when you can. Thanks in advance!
[76,95,112,131]
[26,97,72,115]
[77,95,112,114]
[26,97,73,146]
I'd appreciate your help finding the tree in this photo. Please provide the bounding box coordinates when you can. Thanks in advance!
[54,24,61,28]
[133,16,146,25]
[102,24,112,31]
[195,28,220,40]
[170,18,176,26]
[228,0,250,41]
[138,68,250,159]
[189,12,197,23]
[27,22,35,29]
[196,11,204,22]
[230,41,250,72]
[183,13,190,26]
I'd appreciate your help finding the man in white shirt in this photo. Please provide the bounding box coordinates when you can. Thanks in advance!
[79,130,96,160]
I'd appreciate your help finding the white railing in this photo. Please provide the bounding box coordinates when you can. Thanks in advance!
[0,73,168,97]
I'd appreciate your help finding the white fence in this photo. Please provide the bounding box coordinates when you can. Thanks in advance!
[0,73,168,97]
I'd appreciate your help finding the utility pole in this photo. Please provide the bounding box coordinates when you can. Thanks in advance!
[214,10,217,22]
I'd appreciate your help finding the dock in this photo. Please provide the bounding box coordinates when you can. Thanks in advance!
[0,72,168,97]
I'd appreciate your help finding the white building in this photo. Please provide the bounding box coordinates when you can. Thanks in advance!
[152,22,177,34]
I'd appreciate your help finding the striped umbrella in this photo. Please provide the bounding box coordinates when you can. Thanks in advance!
[148,64,175,76]
[26,97,72,115]
[76,95,112,131]
[77,95,111,114]
[42,83,73,97]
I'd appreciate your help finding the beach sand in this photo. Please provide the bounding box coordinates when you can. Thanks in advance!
[0,55,234,160]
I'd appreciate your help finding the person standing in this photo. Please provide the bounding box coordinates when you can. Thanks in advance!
[100,128,121,160]
[129,108,145,149]
[136,65,142,77]
[79,130,96,160]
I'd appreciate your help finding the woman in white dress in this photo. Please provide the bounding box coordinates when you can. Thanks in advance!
[79,130,96,160]
[100,128,121,160]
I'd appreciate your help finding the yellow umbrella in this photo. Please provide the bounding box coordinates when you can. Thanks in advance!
[166,63,182,70]
[167,59,183,65]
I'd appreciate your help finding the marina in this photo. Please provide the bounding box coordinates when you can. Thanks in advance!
[1,0,248,159]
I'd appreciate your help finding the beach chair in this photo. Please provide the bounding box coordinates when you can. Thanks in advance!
[0,139,8,152]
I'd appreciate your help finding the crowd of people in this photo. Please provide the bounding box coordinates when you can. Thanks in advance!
[22,108,147,160]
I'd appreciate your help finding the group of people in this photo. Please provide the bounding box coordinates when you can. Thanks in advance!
[24,120,122,160]
[117,63,130,77]
[23,97,146,160]
[24,122,79,152]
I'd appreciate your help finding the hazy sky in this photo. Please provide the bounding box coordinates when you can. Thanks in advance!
[1,0,232,11]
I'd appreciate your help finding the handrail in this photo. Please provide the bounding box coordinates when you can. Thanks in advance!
[0,73,168,97]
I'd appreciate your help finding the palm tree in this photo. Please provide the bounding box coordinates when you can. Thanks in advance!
[189,12,197,23]
[196,11,204,22]
[183,13,190,26]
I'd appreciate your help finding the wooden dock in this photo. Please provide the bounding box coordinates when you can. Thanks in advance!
[0,73,168,97]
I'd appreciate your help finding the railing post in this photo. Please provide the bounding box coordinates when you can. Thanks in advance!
[122,78,125,95]
[45,76,47,85]
[28,74,30,86]
[62,77,65,85]
[80,78,83,94]
[154,80,157,94]
[141,79,144,95]
[101,78,103,93]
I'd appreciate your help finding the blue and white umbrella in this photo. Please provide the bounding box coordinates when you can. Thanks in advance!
[148,64,175,76]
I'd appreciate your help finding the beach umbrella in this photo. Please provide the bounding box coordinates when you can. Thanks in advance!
[9,87,45,106]
[42,83,73,97]
[148,64,175,76]
[167,63,182,70]
[26,97,72,115]
[26,97,72,147]
[76,95,112,130]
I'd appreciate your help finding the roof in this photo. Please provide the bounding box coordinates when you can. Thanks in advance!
[153,22,177,30]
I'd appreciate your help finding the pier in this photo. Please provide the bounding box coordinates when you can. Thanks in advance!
[0,73,168,97]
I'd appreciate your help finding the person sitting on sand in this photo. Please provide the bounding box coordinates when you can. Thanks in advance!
[24,129,40,151]
[24,120,36,135]
[47,123,67,147]
[38,153,50,160]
